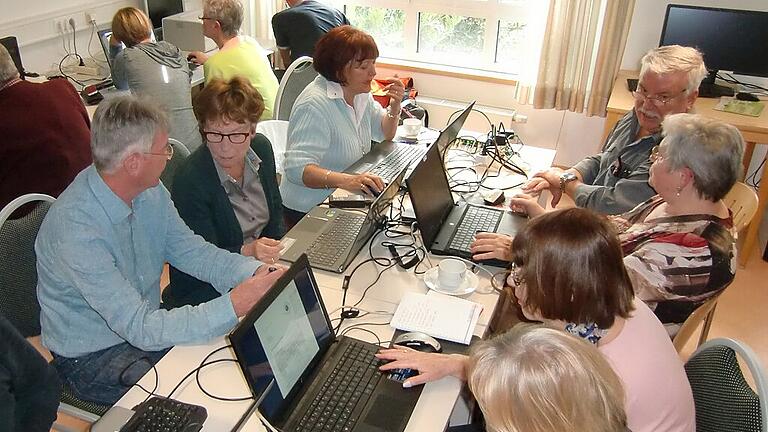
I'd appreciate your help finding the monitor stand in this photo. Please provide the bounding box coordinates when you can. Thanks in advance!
[698,70,734,98]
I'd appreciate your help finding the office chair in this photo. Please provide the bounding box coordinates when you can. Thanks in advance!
[0,194,110,426]
[672,296,719,353]
[161,138,191,193]
[274,56,317,121]
[685,338,767,432]
[256,119,289,179]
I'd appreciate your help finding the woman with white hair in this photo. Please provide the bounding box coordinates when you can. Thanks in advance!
[468,325,628,432]
[188,0,278,119]
[509,113,743,336]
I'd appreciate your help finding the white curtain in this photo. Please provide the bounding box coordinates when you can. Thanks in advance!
[250,0,287,67]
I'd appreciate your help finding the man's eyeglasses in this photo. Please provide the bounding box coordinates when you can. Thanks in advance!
[632,88,687,107]
[143,142,174,160]
[198,16,217,21]
[203,131,250,144]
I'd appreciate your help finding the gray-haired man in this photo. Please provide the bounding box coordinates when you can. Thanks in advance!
[36,96,285,405]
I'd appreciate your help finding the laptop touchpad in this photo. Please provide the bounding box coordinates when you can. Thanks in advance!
[296,216,330,233]
[358,394,411,431]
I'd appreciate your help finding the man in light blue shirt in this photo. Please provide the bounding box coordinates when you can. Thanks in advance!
[35,95,286,405]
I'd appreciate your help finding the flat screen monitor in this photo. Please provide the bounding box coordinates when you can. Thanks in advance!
[659,4,768,97]
[0,36,25,80]
[144,0,184,40]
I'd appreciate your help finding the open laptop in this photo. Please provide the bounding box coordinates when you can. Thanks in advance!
[229,254,422,432]
[345,101,476,183]
[406,139,527,263]
[0,36,25,79]
[280,168,406,273]
[97,29,123,77]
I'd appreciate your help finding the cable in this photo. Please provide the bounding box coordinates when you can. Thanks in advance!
[68,18,85,66]
[119,356,161,404]
[58,54,86,88]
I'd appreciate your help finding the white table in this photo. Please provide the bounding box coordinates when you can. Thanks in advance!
[112,142,556,431]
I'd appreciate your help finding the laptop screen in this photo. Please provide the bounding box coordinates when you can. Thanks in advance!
[97,29,125,75]
[0,36,25,79]
[229,255,335,420]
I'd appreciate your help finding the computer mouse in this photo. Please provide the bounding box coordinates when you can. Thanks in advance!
[393,332,442,353]
[482,189,505,205]
[736,92,760,102]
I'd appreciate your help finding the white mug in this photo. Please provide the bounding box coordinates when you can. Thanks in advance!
[403,118,422,137]
[438,258,466,291]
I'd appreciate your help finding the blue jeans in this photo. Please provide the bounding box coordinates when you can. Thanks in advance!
[52,343,169,406]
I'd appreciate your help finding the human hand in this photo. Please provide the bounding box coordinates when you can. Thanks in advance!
[384,77,405,108]
[509,193,546,217]
[521,177,549,196]
[339,173,385,197]
[470,232,513,262]
[187,51,208,65]
[242,238,282,264]
[230,264,286,316]
[376,347,468,388]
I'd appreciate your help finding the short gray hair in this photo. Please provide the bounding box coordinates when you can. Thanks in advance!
[661,113,745,201]
[91,95,169,173]
[204,0,243,37]
[640,45,708,94]
[0,44,20,84]
[467,325,627,432]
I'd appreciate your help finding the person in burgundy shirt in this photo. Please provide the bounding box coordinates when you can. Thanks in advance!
[0,44,91,213]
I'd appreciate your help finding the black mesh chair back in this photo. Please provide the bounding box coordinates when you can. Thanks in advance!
[0,194,53,338]
[685,338,768,432]
[275,56,317,121]
[161,138,191,193]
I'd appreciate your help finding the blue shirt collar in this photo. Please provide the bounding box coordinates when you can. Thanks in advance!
[86,165,147,224]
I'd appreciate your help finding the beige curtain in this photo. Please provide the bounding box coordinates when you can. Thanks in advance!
[525,0,634,117]
[251,0,287,66]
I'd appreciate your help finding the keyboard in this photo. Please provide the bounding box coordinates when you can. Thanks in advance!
[307,212,366,268]
[368,145,427,182]
[121,396,207,432]
[294,341,380,432]
[448,206,503,253]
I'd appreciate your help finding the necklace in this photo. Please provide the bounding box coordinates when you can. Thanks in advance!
[0,77,21,92]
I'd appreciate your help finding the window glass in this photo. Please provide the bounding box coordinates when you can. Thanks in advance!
[418,12,486,64]
[345,6,406,52]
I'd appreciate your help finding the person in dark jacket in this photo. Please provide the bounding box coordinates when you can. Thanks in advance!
[163,77,285,308]
[0,312,61,432]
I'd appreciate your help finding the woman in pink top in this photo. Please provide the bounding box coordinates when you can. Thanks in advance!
[378,208,695,432]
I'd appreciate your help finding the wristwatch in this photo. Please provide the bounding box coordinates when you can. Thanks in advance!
[559,172,578,191]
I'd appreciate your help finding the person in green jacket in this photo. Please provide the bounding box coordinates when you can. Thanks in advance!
[163,77,285,308]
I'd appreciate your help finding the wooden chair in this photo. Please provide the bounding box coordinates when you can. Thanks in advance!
[674,182,759,353]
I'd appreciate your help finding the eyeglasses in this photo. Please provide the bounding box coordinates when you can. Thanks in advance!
[203,131,250,144]
[632,87,687,107]
[143,142,174,160]
[198,16,217,21]
[609,155,632,179]
[650,145,664,163]
[509,262,524,287]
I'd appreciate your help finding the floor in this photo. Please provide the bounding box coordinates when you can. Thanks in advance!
[51,248,768,431]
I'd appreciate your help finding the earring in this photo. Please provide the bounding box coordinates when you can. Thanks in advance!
[676,187,682,197]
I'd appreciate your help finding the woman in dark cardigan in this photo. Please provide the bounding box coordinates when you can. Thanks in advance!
[163,77,285,308]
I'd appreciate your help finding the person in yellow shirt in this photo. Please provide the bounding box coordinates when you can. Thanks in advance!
[188,0,278,120]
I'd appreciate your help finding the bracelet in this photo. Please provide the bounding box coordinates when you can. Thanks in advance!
[386,107,397,119]
[323,169,332,189]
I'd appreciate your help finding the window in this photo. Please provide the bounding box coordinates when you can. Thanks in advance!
[326,0,549,77]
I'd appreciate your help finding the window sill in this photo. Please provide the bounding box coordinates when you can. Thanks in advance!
[376,57,518,86]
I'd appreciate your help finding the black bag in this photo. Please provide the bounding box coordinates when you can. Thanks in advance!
[400,100,429,127]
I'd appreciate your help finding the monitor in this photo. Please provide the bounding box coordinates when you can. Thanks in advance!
[659,5,768,98]
[144,0,184,40]
[0,36,25,80]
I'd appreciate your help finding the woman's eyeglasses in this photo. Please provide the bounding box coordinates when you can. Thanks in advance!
[203,131,250,144]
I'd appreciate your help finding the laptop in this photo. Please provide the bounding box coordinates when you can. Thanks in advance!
[229,254,422,432]
[280,168,406,273]
[345,101,476,183]
[0,36,25,79]
[405,139,527,262]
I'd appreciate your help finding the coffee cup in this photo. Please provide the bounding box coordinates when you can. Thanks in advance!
[403,118,422,137]
[438,258,466,291]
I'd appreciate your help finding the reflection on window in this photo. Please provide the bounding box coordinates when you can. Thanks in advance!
[346,6,405,52]
[496,20,528,74]
[418,12,486,64]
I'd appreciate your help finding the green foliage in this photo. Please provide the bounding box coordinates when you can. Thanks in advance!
[347,6,406,50]
[418,13,485,55]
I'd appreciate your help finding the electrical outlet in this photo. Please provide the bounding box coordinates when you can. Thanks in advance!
[85,11,96,24]
[53,18,67,34]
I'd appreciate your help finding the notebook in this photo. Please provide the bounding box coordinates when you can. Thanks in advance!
[279,168,406,273]
[390,292,482,344]
[229,255,422,432]
[405,138,527,264]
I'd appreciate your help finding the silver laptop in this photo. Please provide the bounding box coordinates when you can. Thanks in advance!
[280,169,406,273]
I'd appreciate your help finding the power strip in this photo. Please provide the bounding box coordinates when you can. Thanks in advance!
[64,65,100,76]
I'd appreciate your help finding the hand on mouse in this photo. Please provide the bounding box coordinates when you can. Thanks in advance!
[376,348,468,387]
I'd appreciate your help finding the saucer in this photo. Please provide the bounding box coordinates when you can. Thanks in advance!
[423,267,479,296]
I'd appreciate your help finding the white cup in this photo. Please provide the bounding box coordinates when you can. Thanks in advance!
[403,118,422,137]
[438,258,467,291]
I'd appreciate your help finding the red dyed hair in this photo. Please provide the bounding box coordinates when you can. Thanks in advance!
[313,25,379,84]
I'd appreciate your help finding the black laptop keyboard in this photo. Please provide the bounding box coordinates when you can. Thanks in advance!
[307,213,366,268]
[448,206,503,253]
[294,341,380,432]
[369,145,426,182]
[121,396,207,432]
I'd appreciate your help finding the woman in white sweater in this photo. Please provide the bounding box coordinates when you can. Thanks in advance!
[279,25,404,226]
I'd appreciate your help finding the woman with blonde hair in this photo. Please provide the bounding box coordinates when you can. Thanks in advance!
[468,325,627,432]
[109,7,202,150]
